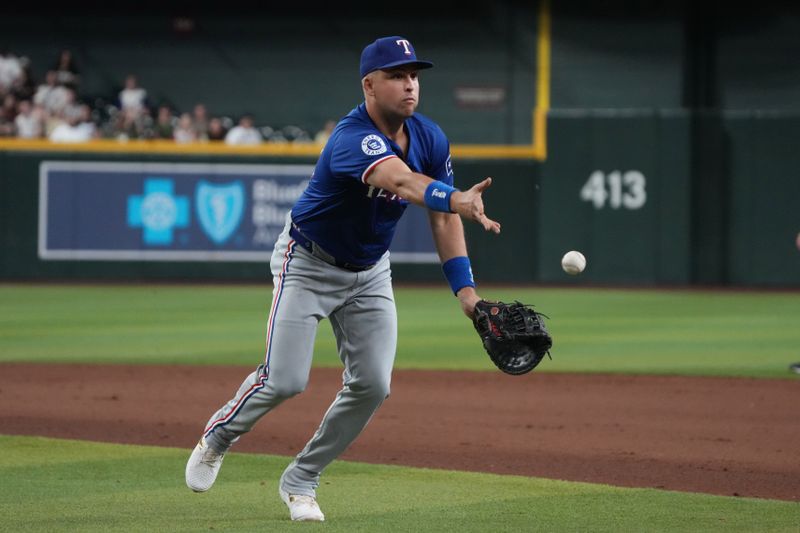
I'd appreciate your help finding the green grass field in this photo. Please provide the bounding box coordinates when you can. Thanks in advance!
[1,283,799,532]
[1,283,799,377]
[1,435,798,533]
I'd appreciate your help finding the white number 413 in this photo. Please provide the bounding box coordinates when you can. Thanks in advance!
[580,170,647,210]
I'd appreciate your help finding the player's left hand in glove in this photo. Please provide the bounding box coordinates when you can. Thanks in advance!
[472,299,552,375]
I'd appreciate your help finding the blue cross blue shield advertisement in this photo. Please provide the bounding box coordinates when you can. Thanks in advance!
[38,161,438,263]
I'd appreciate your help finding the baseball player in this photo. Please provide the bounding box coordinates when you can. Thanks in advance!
[185,35,501,522]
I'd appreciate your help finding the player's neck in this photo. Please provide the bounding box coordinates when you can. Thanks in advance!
[366,102,406,141]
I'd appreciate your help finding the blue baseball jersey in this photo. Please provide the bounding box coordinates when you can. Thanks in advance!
[291,103,454,266]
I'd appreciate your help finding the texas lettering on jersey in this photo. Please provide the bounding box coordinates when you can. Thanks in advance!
[366,185,405,203]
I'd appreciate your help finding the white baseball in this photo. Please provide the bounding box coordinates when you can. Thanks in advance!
[561,250,586,275]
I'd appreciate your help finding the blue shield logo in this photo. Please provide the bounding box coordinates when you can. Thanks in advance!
[195,180,245,244]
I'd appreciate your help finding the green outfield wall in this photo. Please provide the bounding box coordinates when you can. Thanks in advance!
[536,111,692,285]
[534,111,800,286]
[725,113,800,285]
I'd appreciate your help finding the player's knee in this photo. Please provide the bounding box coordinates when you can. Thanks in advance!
[351,378,391,404]
[373,382,391,402]
[268,378,307,399]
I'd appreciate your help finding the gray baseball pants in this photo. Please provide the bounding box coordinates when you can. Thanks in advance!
[202,215,397,497]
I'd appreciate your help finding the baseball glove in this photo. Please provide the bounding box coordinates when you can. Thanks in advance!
[472,300,552,375]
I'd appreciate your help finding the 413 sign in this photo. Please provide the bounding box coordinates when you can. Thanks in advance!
[580,170,647,210]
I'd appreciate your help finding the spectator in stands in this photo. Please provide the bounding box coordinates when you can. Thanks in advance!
[0,117,12,137]
[0,49,23,95]
[10,60,36,102]
[114,107,148,140]
[154,104,175,139]
[58,87,82,123]
[173,112,197,143]
[224,114,262,145]
[314,119,336,144]
[206,116,227,141]
[51,49,80,91]
[118,74,147,117]
[14,100,45,139]
[33,70,70,116]
[1,93,18,123]
[192,103,209,140]
[0,94,16,136]
[38,85,79,139]
[49,103,96,142]
[32,70,54,107]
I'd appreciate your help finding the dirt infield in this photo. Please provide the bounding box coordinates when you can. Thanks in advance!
[1,363,798,501]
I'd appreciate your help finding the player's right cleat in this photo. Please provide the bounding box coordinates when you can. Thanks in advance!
[185,437,225,492]
[279,487,325,521]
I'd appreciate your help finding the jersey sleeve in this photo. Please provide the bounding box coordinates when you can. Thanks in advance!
[426,125,454,187]
[330,128,399,184]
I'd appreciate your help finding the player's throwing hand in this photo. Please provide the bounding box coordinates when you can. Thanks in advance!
[451,177,501,234]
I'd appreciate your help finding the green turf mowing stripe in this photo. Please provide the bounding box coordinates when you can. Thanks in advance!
[1,284,799,377]
[1,435,798,532]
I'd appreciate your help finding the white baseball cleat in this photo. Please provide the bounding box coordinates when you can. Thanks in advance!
[185,437,225,492]
[279,487,325,521]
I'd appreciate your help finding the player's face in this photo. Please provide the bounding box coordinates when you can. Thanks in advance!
[373,66,420,118]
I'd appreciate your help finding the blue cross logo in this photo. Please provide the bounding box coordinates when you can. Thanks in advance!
[127,178,189,245]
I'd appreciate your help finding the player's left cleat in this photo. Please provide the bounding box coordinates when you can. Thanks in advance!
[185,437,225,492]
[279,487,326,521]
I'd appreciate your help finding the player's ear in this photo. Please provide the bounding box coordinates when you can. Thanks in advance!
[362,74,374,96]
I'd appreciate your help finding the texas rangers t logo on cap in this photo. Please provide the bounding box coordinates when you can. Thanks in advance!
[396,39,412,55]
[360,35,434,78]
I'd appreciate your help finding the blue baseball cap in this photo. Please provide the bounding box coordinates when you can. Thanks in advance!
[359,36,434,78]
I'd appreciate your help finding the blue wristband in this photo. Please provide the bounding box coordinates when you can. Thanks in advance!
[442,256,475,295]
[424,181,457,213]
